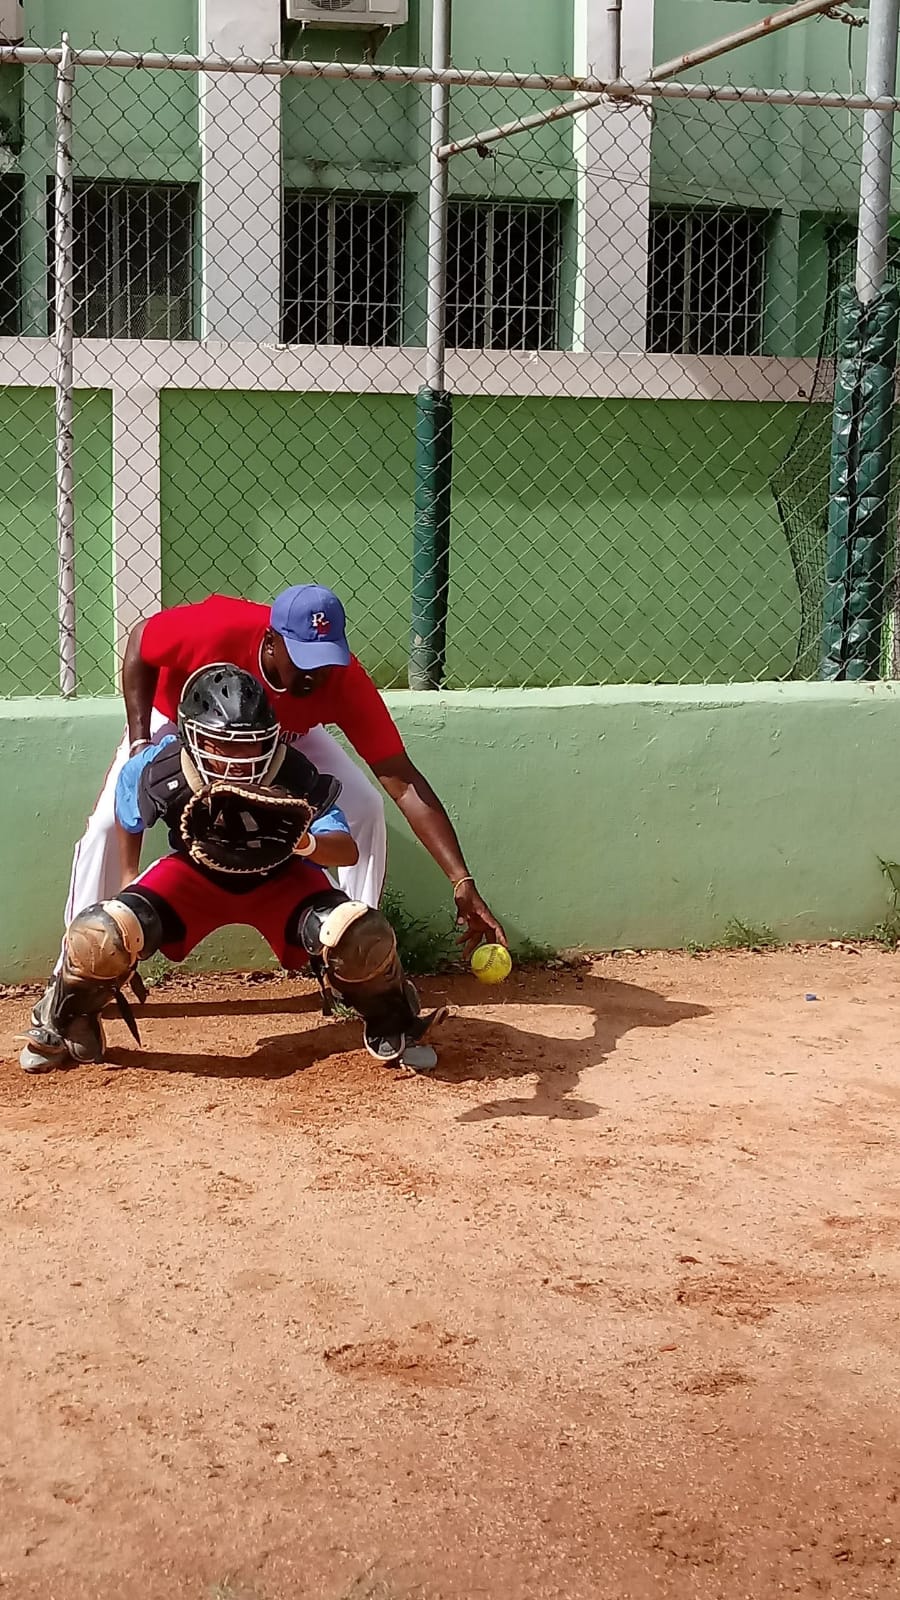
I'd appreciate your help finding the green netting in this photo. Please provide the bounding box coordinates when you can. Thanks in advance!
[821,280,900,680]
[772,228,900,679]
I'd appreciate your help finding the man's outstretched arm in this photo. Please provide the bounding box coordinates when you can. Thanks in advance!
[371,752,507,957]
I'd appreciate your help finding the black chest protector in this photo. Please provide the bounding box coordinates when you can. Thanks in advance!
[136,738,341,889]
[138,740,192,836]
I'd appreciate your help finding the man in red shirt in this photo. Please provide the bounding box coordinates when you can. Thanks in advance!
[63,583,505,955]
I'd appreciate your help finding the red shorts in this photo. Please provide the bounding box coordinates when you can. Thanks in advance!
[133,853,331,967]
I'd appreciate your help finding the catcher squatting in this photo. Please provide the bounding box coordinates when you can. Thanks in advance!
[19,664,448,1076]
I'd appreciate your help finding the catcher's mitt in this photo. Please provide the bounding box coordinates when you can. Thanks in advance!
[180,779,316,876]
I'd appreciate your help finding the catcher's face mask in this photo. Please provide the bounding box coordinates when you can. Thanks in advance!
[190,731,279,785]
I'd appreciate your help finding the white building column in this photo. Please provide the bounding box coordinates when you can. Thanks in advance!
[112,385,162,659]
[198,0,282,341]
[573,0,655,352]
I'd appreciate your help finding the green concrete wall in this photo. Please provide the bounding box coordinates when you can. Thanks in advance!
[0,387,114,695]
[158,388,802,689]
[0,386,803,697]
[159,389,415,687]
[3,683,900,980]
[282,0,573,188]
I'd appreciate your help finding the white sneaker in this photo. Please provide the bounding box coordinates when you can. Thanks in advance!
[18,1030,71,1073]
[17,988,104,1072]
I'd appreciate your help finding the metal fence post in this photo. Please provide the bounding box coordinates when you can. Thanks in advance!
[855,0,900,304]
[605,0,622,81]
[820,0,900,679]
[409,0,453,692]
[54,33,76,697]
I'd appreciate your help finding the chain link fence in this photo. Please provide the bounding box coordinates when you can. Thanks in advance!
[0,36,897,694]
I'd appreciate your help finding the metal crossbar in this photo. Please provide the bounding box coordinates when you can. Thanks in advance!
[0,44,898,115]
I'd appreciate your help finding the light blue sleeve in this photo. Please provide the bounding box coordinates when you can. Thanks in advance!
[114,735,178,834]
[309,804,351,838]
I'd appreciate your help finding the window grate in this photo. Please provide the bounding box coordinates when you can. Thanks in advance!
[0,175,21,335]
[48,182,195,339]
[446,201,561,351]
[648,208,768,356]
[281,193,405,346]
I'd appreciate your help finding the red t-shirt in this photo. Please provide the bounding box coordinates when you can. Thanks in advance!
[140,595,404,767]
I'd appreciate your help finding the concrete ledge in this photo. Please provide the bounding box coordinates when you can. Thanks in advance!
[2,683,899,979]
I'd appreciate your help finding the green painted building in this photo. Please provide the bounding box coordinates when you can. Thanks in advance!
[1,0,879,348]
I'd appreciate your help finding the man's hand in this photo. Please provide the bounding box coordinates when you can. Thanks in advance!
[372,754,507,958]
[454,879,508,959]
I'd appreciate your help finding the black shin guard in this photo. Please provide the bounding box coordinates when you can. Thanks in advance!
[294,893,446,1062]
[47,894,163,1056]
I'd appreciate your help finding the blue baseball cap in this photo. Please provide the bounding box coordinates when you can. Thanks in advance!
[270,584,351,670]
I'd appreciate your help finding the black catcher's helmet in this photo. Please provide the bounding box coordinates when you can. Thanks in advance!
[177,663,280,784]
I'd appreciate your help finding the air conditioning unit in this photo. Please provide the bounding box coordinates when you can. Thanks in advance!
[286,0,408,26]
[0,1,24,43]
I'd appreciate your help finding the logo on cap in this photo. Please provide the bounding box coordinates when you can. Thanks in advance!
[311,610,331,637]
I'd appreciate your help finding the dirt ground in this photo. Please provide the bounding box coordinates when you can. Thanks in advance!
[2,948,900,1600]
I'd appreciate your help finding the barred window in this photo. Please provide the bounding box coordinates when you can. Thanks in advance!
[281,194,405,346]
[49,182,195,338]
[446,202,561,351]
[0,175,21,335]
[648,208,768,356]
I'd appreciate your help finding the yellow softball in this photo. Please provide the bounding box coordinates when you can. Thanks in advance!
[470,943,512,984]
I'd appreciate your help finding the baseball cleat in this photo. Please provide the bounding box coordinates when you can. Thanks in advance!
[363,1005,448,1069]
[17,1028,71,1073]
[363,1027,407,1065]
[16,987,106,1072]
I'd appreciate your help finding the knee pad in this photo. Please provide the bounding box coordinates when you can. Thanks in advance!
[299,894,419,1035]
[116,890,166,957]
[31,896,162,1067]
[292,888,349,959]
[318,902,401,990]
[64,899,147,985]
[296,892,446,1063]
[54,895,162,1033]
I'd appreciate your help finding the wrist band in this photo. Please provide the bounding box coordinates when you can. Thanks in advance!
[129,738,151,755]
[294,834,317,857]
[452,874,475,894]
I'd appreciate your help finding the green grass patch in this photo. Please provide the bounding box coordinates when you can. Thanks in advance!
[379,888,458,976]
[870,858,900,947]
[685,918,782,955]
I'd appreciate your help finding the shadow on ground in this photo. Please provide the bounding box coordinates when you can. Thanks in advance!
[106,971,710,1123]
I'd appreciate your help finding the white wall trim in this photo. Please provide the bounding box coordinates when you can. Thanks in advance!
[0,337,821,403]
[198,0,282,341]
[573,0,654,354]
[111,385,162,660]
